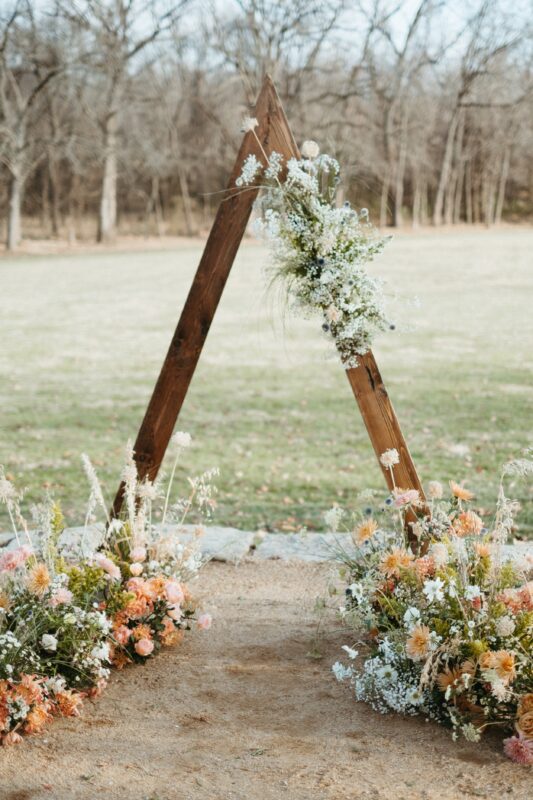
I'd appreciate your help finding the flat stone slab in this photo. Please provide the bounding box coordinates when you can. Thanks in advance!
[0,523,255,564]
[1,526,531,565]
[254,532,352,562]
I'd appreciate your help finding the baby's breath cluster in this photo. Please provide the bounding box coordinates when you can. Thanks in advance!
[236,139,390,367]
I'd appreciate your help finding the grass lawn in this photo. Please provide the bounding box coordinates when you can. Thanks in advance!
[1,228,532,536]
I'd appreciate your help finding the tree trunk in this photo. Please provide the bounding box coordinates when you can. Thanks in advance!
[453,163,465,224]
[49,157,61,236]
[494,146,510,225]
[379,172,390,229]
[178,166,195,236]
[97,113,118,243]
[433,108,460,226]
[465,161,473,224]
[6,171,22,251]
[412,173,421,229]
[393,112,408,227]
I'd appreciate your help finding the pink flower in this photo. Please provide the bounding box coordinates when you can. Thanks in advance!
[503,734,533,765]
[94,554,121,581]
[130,547,147,563]
[134,638,154,657]
[165,581,184,605]
[49,588,73,607]
[393,489,420,508]
[114,625,132,645]
[126,577,143,593]
[2,731,23,746]
[197,613,212,630]
[129,563,143,576]
[166,605,182,621]
[0,545,32,572]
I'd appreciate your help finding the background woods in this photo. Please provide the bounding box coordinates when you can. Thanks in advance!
[1,0,532,249]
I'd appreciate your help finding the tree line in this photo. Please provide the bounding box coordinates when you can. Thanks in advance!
[1,0,532,250]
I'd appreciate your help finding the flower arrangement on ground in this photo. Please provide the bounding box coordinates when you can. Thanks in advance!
[329,449,533,764]
[236,125,390,367]
[0,433,214,745]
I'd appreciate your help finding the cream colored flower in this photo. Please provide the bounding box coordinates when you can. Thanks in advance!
[406,625,431,661]
[301,140,320,159]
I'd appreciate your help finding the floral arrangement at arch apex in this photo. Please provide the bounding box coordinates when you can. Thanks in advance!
[237,121,391,368]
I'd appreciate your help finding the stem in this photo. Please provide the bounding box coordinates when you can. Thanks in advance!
[162,449,181,526]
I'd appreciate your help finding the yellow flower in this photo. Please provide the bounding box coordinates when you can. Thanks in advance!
[436,666,463,692]
[450,481,474,502]
[354,518,378,544]
[0,592,11,613]
[406,625,431,661]
[453,511,483,537]
[27,563,51,597]
[379,547,414,579]
[493,650,516,683]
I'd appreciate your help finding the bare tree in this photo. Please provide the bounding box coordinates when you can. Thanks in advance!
[0,1,61,249]
[59,0,189,242]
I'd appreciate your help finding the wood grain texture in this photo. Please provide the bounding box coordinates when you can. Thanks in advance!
[112,76,299,515]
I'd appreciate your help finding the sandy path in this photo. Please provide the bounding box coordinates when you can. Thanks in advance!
[1,561,530,800]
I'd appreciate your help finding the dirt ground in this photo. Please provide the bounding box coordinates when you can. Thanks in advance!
[0,560,531,800]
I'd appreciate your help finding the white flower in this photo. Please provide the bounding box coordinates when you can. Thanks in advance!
[236,154,263,187]
[324,505,344,532]
[91,643,110,662]
[342,645,358,660]
[423,577,445,603]
[301,140,320,159]
[0,476,17,503]
[430,542,448,567]
[406,688,424,706]
[427,480,443,499]
[41,634,58,652]
[172,431,192,449]
[379,449,399,469]
[241,116,258,132]
[347,582,365,602]
[63,613,76,625]
[495,615,515,637]
[491,679,510,701]
[332,662,353,681]
[403,607,421,628]
[376,664,398,682]
[464,585,482,601]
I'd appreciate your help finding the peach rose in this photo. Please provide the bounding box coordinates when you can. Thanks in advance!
[518,694,533,716]
[197,613,212,631]
[113,625,131,645]
[165,580,184,605]
[134,638,154,657]
[517,711,533,739]
[130,547,147,562]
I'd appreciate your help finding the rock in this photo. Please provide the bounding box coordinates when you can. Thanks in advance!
[253,532,354,562]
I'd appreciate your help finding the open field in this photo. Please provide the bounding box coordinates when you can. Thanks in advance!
[0,228,532,535]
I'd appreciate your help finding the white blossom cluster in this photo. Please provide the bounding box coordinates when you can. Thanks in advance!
[236,147,390,367]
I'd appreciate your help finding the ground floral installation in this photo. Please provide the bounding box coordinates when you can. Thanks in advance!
[0,433,214,746]
[327,448,533,765]
[237,122,391,368]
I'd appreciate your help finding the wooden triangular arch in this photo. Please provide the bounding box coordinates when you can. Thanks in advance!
[112,75,426,520]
